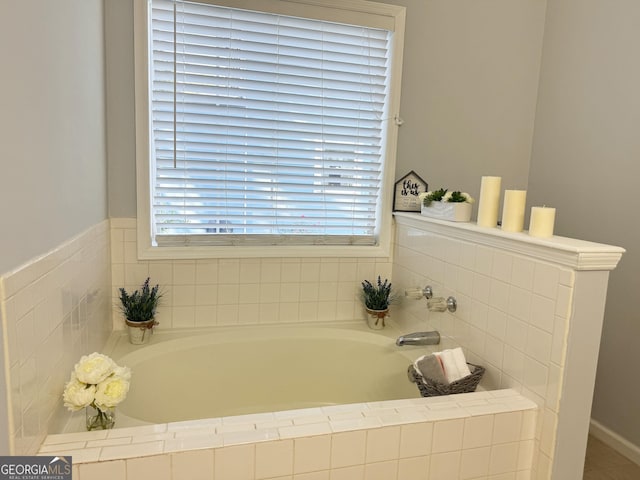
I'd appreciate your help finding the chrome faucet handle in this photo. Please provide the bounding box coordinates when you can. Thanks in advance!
[426,296,457,313]
[404,285,433,300]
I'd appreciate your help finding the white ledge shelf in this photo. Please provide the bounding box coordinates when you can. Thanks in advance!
[393,212,625,271]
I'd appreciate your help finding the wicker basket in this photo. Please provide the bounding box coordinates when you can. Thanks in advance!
[408,363,485,397]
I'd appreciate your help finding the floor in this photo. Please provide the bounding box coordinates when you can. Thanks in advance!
[583,435,640,479]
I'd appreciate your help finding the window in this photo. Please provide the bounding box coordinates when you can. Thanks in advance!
[134,0,406,258]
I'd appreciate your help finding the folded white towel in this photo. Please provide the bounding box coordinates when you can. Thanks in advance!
[451,347,472,379]
[438,349,460,383]
[437,348,471,383]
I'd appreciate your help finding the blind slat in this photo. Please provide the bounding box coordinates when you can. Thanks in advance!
[149,0,392,245]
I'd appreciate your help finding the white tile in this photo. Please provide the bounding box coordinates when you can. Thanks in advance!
[475,247,494,276]
[330,430,366,468]
[522,357,548,399]
[489,279,510,313]
[78,460,126,480]
[492,412,523,444]
[554,285,572,319]
[487,308,508,341]
[432,419,464,453]
[492,252,513,282]
[463,414,494,449]
[330,465,364,480]
[511,257,535,290]
[502,346,525,382]
[518,439,535,471]
[484,335,505,369]
[280,422,332,439]
[460,446,490,479]
[429,451,461,480]
[539,409,557,457]
[293,435,331,474]
[164,433,223,453]
[530,294,556,333]
[399,422,432,458]
[255,440,294,479]
[525,326,552,364]
[398,456,429,480]
[505,318,527,352]
[215,444,255,480]
[473,273,491,303]
[171,449,215,480]
[532,264,560,300]
[363,459,398,480]
[126,454,171,480]
[508,286,532,323]
[489,442,519,475]
[329,416,383,433]
[365,426,401,463]
[99,441,164,461]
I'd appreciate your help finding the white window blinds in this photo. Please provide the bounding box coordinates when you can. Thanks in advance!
[149,0,394,247]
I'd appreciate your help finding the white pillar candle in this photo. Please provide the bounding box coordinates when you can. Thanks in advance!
[529,206,556,238]
[477,176,502,227]
[501,190,527,232]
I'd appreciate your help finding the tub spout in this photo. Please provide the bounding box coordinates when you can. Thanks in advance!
[396,331,440,346]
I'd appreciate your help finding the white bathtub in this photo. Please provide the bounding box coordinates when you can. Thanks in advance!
[115,324,423,424]
[40,323,538,479]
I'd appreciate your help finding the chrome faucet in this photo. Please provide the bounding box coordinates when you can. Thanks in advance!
[396,331,441,346]
[426,296,457,313]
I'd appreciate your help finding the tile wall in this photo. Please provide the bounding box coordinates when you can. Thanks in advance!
[110,218,394,328]
[390,214,617,480]
[41,389,537,480]
[0,220,112,455]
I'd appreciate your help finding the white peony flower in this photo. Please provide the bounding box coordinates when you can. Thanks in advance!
[63,375,97,411]
[74,352,116,385]
[442,191,453,202]
[461,192,475,203]
[94,373,131,410]
[113,365,132,382]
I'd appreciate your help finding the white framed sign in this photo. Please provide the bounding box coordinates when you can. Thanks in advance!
[393,171,428,212]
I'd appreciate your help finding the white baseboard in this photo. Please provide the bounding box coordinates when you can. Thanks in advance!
[590,418,640,466]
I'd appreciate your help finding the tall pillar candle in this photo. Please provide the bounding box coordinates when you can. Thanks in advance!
[529,206,556,238]
[501,190,527,232]
[476,176,502,227]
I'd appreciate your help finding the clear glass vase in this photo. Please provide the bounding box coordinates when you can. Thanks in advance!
[86,404,116,431]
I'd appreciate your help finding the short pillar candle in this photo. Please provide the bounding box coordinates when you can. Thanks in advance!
[529,206,556,238]
[477,176,502,227]
[501,190,527,232]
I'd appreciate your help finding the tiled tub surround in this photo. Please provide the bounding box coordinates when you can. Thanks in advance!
[41,389,537,480]
[0,220,112,455]
[392,213,624,480]
[110,218,394,329]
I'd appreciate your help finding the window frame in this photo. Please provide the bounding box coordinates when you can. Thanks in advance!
[134,0,406,260]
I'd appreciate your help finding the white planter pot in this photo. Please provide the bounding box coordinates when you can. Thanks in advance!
[421,202,472,222]
[125,319,156,345]
[365,308,389,330]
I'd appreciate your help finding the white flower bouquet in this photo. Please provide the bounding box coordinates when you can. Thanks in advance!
[63,353,131,430]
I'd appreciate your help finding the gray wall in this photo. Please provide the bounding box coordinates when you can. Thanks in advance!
[2,0,635,457]
[528,0,640,447]
[0,0,108,275]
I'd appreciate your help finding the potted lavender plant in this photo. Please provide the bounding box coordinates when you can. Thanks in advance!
[118,278,162,344]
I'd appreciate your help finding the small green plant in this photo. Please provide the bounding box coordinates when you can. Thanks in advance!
[361,276,396,310]
[118,278,162,323]
[419,188,474,206]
